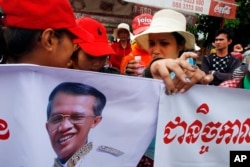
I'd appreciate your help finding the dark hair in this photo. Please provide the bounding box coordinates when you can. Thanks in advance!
[0,25,7,64]
[47,82,106,119]
[3,27,68,62]
[215,28,234,41]
[3,27,41,61]
[172,32,186,56]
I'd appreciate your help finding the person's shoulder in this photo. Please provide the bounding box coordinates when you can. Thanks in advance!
[83,144,124,166]
[100,67,120,74]
[229,53,241,62]
[111,42,119,47]
[204,53,214,58]
[243,50,250,56]
[202,54,213,61]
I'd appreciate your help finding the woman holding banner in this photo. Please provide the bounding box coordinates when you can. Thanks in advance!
[135,9,212,95]
[135,9,213,166]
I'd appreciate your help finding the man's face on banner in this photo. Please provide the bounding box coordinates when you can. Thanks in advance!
[46,92,102,163]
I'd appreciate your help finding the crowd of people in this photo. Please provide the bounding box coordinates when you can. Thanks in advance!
[0,0,249,166]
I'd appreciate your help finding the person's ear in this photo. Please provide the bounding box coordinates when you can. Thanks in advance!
[178,44,184,53]
[66,59,73,68]
[40,28,57,52]
[73,44,79,51]
[45,122,49,132]
[91,116,102,128]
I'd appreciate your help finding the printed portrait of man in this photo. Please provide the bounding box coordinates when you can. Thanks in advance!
[45,82,106,166]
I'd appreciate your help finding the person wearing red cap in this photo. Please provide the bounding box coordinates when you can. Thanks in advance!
[120,13,152,76]
[0,0,93,67]
[69,17,120,74]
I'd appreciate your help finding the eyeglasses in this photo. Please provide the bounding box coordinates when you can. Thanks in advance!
[47,114,96,132]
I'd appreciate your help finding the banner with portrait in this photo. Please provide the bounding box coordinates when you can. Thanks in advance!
[1,65,249,167]
[155,85,250,167]
[0,65,163,167]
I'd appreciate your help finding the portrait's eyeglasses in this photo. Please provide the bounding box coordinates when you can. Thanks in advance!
[47,114,96,132]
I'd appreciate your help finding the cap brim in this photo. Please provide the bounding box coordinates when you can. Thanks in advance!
[78,42,116,57]
[67,25,94,43]
[133,26,149,35]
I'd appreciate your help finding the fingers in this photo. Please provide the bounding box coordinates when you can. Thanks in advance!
[179,69,205,92]
[179,52,198,60]
[171,59,196,83]
[150,59,194,94]
[175,58,197,72]
[200,74,214,85]
[125,60,139,75]
[172,77,186,93]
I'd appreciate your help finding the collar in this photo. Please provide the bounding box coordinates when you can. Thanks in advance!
[54,142,93,167]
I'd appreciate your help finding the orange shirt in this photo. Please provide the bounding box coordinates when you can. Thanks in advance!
[120,42,151,74]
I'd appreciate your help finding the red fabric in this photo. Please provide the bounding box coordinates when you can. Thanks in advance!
[120,42,151,74]
[231,52,243,62]
[0,0,93,42]
[110,42,132,69]
[219,78,241,88]
[75,17,115,56]
[137,155,154,167]
[132,14,152,35]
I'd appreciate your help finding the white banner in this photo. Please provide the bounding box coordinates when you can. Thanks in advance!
[124,0,238,19]
[0,65,163,167]
[155,85,250,167]
[1,65,249,166]
[124,0,211,15]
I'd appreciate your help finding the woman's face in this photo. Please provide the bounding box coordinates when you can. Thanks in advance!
[52,32,78,68]
[118,29,130,41]
[73,50,107,71]
[148,33,183,60]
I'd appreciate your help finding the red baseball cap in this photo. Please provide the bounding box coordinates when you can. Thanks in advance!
[0,0,93,43]
[75,17,115,57]
[132,14,152,35]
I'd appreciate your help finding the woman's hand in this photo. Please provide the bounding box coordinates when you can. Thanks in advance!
[150,51,213,94]
[179,51,214,85]
[125,59,139,76]
[150,58,196,94]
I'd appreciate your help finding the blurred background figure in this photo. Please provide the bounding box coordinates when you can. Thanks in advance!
[220,63,250,89]
[210,42,217,54]
[242,44,250,65]
[120,13,152,76]
[110,23,132,70]
[231,43,243,62]
[200,28,241,86]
